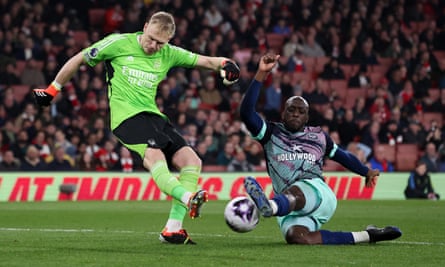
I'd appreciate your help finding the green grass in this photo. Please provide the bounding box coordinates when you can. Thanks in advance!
[1,200,444,267]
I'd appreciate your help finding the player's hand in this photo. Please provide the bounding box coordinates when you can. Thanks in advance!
[365,169,379,188]
[220,60,240,85]
[259,53,280,72]
[33,84,60,107]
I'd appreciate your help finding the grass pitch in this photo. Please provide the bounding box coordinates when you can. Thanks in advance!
[1,200,444,267]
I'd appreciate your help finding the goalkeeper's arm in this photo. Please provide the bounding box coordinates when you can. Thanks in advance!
[33,52,85,106]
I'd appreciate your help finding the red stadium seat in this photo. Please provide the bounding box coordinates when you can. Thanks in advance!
[396,144,419,171]
[344,88,366,109]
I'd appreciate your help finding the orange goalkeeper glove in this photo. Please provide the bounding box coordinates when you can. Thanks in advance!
[33,82,61,107]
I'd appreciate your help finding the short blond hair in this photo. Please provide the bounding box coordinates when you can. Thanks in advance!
[148,11,176,38]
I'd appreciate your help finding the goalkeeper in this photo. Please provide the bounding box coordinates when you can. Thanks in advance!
[240,53,402,245]
[33,11,240,245]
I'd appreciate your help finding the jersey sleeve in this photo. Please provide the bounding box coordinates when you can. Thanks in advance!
[166,44,198,68]
[82,33,127,67]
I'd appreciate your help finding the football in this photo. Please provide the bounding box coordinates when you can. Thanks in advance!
[224,196,259,233]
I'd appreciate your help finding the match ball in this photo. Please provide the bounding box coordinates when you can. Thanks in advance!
[224,196,259,233]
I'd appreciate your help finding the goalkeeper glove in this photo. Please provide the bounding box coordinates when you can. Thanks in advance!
[33,82,61,107]
[220,60,240,85]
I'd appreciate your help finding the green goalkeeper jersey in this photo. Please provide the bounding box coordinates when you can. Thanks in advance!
[82,32,198,130]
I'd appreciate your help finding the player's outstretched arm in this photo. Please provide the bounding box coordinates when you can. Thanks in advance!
[331,147,379,187]
[240,53,280,136]
[33,52,85,107]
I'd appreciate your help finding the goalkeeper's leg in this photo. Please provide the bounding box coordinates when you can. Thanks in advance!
[164,165,201,232]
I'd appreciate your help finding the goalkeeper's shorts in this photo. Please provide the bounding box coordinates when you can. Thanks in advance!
[113,112,188,161]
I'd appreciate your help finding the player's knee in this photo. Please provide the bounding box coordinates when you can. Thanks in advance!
[173,147,202,167]
[285,232,313,244]
[285,226,319,245]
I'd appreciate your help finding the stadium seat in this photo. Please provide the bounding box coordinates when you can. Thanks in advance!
[344,88,366,109]
[314,56,330,74]
[369,72,384,87]
[329,79,348,96]
[291,72,313,84]
[370,64,391,79]
[301,56,316,73]
[396,144,419,171]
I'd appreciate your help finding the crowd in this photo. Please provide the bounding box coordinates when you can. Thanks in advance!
[0,0,445,172]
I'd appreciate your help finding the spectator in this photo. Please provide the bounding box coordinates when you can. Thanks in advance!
[348,64,371,88]
[0,150,20,171]
[32,130,51,159]
[103,2,125,34]
[319,57,346,80]
[10,130,29,161]
[0,62,21,85]
[300,29,326,57]
[404,160,440,200]
[19,58,46,87]
[217,142,235,166]
[54,129,76,158]
[403,120,426,144]
[338,41,360,65]
[19,145,47,171]
[195,140,216,166]
[369,144,395,172]
[263,77,282,122]
[419,142,442,173]
[76,151,96,171]
[282,32,303,58]
[46,145,74,171]
[380,120,403,145]
[361,121,382,150]
[227,149,254,172]
[198,75,223,109]
[338,109,360,147]
[113,146,134,172]
[272,18,291,35]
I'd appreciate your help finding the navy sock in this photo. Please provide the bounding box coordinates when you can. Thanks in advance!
[272,194,290,216]
[320,230,355,245]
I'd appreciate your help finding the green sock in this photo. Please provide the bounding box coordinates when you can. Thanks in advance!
[168,166,200,221]
[151,161,185,200]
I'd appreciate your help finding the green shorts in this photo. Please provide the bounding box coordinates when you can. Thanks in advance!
[277,178,337,236]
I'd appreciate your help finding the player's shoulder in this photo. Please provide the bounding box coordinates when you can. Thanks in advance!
[100,32,135,45]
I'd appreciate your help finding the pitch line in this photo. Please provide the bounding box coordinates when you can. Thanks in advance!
[1,228,444,245]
